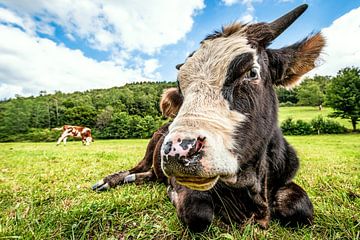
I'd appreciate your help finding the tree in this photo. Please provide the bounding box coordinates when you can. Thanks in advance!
[297,82,324,106]
[96,106,113,130]
[295,76,330,106]
[275,87,298,104]
[326,67,360,131]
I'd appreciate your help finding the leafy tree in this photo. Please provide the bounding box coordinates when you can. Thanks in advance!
[295,76,330,106]
[275,87,298,104]
[297,82,324,106]
[96,106,114,130]
[312,75,331,93]
[61,105,97,127]
[326,67,360,131]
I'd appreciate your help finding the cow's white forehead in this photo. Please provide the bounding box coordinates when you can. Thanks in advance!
[170,31,256,151]
[178,32,256,92]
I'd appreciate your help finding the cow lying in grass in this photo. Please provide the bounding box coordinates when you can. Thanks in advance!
[55,125,93,146]
[93,4,324,232]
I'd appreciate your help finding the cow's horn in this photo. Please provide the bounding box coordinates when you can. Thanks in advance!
[268,4,308,40]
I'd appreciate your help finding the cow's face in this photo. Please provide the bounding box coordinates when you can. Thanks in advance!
[160,4,324,191]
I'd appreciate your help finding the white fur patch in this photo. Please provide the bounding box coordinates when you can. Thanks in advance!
[124,174,136,183]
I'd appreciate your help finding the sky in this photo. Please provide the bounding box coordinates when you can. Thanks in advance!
[0,0,359,99]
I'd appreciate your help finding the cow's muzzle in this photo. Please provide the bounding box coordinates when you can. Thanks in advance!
[161,135,219,191]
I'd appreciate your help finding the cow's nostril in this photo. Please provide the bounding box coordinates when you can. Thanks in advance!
[186,137,206,158]
[195,140,203,154]
[163,141,173,155]
[179,138,196,151]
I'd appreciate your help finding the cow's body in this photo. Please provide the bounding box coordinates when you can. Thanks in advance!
[56,125,93,146]
[93,4,324,232]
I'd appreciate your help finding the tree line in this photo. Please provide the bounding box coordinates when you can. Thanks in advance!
[0,82,175,141]
[0,67,358,142]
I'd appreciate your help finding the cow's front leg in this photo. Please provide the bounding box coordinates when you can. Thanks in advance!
[233,167,270,228]
[56,131,70,145]
[167,178,214,232]
[251,173,270,229]
[92,169,156,191]
[271,182,313,226]
[92,123,169,192]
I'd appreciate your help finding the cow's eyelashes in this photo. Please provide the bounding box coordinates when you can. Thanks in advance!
[244,67,259,80]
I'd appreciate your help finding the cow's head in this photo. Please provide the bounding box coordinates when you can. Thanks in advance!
[160,4,324,191]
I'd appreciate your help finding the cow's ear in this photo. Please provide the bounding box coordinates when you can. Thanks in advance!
[266,33,325,87]
[160,88,183,118]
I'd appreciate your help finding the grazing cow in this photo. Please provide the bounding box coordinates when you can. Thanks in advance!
[93,4,324,232]
[55,125,93,146]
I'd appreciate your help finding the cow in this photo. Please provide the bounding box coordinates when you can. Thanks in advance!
[55,125,93,146]
[92,4,324,232]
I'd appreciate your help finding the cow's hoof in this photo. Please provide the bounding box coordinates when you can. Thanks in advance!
[256,216,270,229]
[92,179,110,192]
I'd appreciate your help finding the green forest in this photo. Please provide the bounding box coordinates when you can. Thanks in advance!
[0,82,175,142]
[0,67,359,142]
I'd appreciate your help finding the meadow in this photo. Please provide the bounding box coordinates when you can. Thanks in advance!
[0,134,359,239]
[279,106,353,129]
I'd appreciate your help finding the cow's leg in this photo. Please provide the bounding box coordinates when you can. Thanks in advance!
[85,137,92,146]
[56,136,63,145]
[167,178,214,232]
[63,137,68,145]
[271,182,314,226]
[92,123,169,191]
[56,131,70,145]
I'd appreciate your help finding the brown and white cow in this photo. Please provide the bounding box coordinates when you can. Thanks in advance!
[93,4,324,232]
[55,125,93,146]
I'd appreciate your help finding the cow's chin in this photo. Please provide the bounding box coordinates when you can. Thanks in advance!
[175,176,220,191]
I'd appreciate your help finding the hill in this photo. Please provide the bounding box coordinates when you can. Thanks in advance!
[0,82,175,141]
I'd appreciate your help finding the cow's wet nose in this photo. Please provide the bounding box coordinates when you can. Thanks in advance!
[163,136,206,162]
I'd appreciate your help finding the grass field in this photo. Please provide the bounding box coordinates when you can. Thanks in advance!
[0,135,359,239]
[279,106,353,129]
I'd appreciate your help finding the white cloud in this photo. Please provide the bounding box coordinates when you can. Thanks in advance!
[309,7,360,76]
[222,0,239,5]
[221,0,262,23]
[0,7,23,26]
[1,0,205,54]
[240,13,254,22]
[0,24,156,99]
[0,1,205,98]
[0,7,35,34]
[143,59,161,77]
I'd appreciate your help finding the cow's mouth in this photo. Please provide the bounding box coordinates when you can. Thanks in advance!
[175,175,220,191]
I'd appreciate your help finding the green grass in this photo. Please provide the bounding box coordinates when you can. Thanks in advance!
[0,136,359,239]
[279,106,353,129]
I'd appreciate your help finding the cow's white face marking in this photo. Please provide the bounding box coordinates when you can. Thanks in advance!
[163,27,261,187]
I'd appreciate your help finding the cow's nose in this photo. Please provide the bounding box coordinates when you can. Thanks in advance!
[163,136,206,163]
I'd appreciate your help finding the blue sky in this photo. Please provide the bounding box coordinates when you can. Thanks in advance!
[0,0,359,99]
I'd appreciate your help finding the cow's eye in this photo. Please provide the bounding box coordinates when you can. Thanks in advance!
[244,67,259,80]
